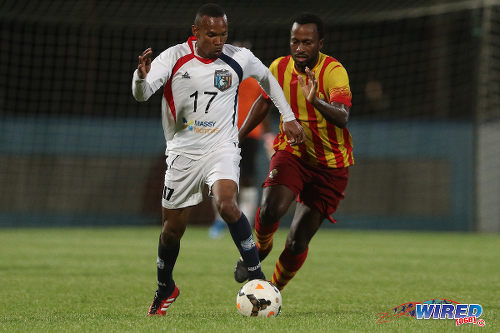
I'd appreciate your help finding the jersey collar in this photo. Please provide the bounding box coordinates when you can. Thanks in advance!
[187,36,218,64]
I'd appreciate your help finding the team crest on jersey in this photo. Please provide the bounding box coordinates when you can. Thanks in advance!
[214,69,232,91]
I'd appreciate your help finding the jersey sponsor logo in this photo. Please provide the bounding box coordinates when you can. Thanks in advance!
[214,69,232,91]
[194,120,216,127]
[182,117,220,134]
[182,71,191,79]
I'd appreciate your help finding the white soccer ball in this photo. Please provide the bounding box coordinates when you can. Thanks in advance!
[236,279,282,317]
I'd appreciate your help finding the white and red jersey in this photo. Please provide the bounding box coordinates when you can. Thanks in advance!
[132,36,294,159]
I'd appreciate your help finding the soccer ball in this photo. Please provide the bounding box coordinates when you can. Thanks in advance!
[236,279,282,317]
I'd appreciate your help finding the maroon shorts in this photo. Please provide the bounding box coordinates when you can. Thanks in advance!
[263,150,349,223]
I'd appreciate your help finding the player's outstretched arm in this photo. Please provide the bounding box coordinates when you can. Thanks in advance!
[298,67,350,128]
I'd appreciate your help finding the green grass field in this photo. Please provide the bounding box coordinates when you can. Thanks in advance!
[0,226,498,332]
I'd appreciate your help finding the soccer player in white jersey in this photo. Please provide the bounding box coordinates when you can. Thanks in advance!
[132,3,304,316]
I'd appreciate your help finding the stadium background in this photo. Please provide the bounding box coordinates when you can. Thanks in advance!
[0,0,498,232]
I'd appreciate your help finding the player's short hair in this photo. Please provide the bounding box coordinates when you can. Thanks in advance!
[292,13,325,40]
[195,3,226,24]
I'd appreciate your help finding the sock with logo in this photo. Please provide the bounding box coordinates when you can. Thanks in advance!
[227,213,265,280]
[156,235,180,297]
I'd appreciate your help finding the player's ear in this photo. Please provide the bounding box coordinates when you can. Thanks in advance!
[192,24,199,38]
[319,38,324,51]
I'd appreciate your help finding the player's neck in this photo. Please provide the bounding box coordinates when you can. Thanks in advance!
[194,43,205,58]
[194,42,213,60]
[294,54,320,73]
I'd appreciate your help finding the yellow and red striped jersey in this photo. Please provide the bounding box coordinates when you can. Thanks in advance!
[269,52,354,168]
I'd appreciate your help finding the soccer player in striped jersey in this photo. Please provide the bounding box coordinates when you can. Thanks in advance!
[132,3,304,316]
[234,13,354,291]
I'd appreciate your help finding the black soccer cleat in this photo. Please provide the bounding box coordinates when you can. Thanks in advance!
[234,257,249,283]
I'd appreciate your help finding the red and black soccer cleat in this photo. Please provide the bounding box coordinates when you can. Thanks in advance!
[147,285,180,316]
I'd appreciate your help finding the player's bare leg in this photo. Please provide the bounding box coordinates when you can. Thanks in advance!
[208,197,226,239]
[212,179,265,281]
[148,207,191,316]
[271,203,323,290]
[212,179,242,224]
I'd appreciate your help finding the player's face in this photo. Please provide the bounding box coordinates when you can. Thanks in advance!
[192,15,228,59]
[290,23,323,72]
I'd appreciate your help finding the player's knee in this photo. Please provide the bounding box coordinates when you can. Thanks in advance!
[260,200,287,224]
[161,228,182,244]
[285,238,307,255]
[217,199,240,223]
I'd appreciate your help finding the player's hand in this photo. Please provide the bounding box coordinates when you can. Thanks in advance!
[298,67,318,104]
[137,48,153,79]
[283,120,305,146]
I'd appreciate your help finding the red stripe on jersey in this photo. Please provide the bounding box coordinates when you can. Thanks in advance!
[277,56,290,88]
[326,122,344,167]
[298,120,309,162]
[343,128,354,165]
[290,72,307,158]
[319,57,344,167]
[318,57,336,99]
[276,56,294,154]
[305,97,327,166]
[163,53,195,122]
[304,59,334,166]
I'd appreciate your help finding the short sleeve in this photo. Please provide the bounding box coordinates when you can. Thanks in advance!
[327,65,352,107]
